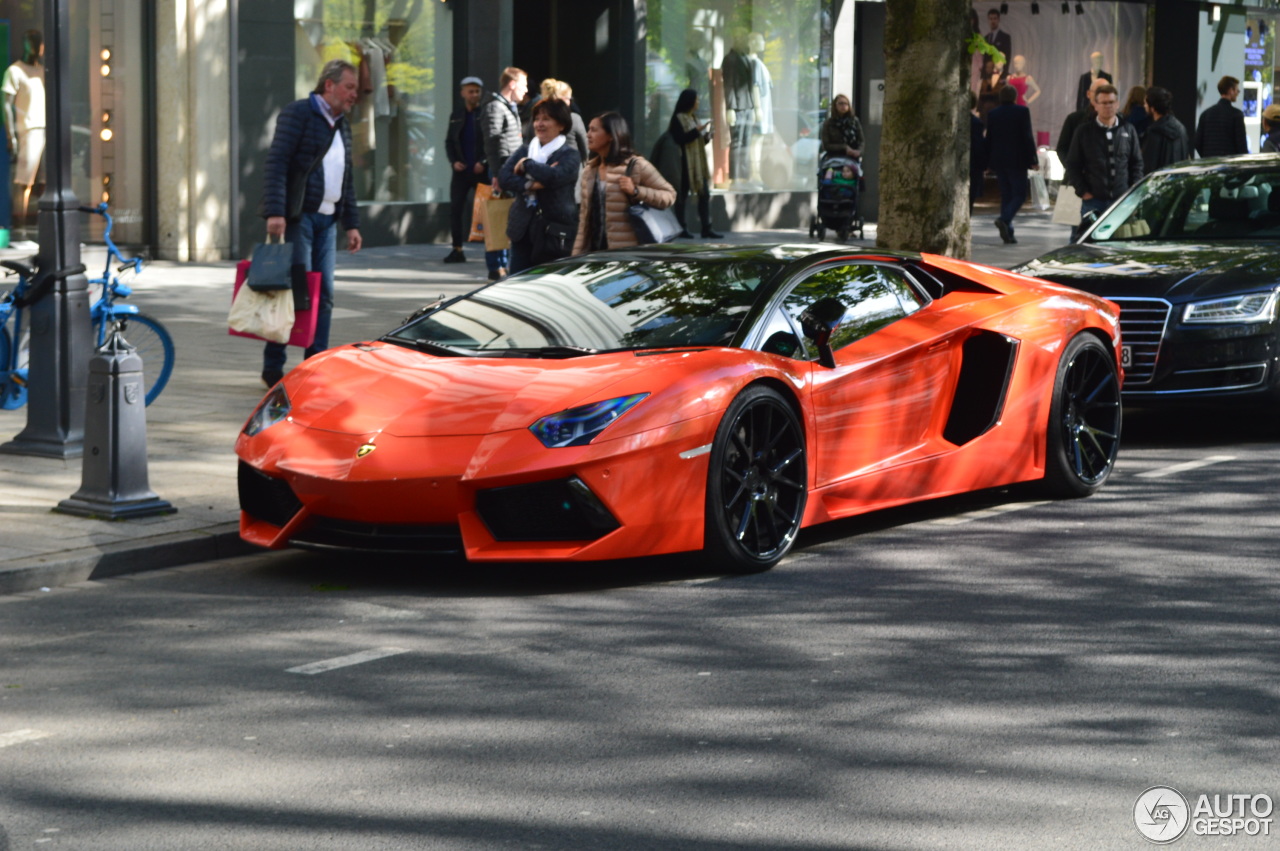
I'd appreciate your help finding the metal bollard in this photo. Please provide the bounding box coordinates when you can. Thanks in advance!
[55,327,174,519]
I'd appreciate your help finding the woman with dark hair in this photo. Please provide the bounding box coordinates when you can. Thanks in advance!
[820,94,863,161]
[498,97,581,274]
[572,111,675,254]
[668,88,721,239]
[1123,85,1150,139]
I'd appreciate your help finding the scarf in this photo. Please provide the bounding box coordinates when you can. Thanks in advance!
[524,134,567,206]
[828,112,861,150]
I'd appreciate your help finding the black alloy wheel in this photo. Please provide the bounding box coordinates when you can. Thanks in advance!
[704,385,808,572]
[1042,333,1122,497]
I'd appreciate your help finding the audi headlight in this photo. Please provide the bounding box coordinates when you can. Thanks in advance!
[1183,289,1279,324]
[530,393,649,448]
[243,385,291,436]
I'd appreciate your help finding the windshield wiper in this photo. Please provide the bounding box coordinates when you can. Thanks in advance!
[383,336,467,357]
[482,345,601,358]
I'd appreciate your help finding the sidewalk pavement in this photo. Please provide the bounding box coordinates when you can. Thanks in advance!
[0,208,1071,594]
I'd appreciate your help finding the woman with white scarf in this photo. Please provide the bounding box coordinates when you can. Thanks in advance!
[498,98,581,274]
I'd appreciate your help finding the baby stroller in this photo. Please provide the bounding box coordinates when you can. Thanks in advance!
[808,154,864,242]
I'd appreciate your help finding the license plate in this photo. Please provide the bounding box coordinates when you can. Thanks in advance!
[1121,345,1132,369]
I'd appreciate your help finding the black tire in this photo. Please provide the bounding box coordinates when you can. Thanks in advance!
[704,385,808,573]
[1041,333,1122,497]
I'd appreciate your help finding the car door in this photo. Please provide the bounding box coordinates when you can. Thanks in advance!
[780,262,956,488]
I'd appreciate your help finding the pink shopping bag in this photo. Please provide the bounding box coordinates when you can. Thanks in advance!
[228,259,320,348]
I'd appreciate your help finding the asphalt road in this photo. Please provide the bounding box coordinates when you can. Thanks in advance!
[0,407,1278,850]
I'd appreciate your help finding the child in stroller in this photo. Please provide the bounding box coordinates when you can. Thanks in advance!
[808,154,865,242]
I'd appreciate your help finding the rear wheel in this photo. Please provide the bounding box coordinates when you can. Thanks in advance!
[94,313,176,406]
[704,385,807,573]
[1042,333,1121,497]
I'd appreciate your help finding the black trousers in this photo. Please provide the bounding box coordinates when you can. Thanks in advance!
[676,170,712,233]
[449,171,479,248]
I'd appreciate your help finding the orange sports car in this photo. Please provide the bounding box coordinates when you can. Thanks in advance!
[237,245,1122,572]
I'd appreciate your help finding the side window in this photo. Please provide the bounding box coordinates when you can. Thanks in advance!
[783,264,922,353]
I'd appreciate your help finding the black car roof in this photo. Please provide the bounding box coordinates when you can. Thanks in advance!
[565,243,923,268]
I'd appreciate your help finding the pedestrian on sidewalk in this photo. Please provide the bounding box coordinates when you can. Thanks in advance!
[480,67,529,281]
[1141,86,1191,174]
[668,88,722,239]
[1195,76,1248,158]
[984,84,1038,244]
[1065,83,1143,239]
[259,59,362,389]
[498,97,580,274]
[443,75,487,265]
[1262,105,1280,153]
[572,112,675,255]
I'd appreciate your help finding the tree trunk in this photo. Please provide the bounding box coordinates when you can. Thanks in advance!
[877,0,971,258]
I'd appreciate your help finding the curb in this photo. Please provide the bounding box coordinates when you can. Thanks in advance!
[0,523,258,594]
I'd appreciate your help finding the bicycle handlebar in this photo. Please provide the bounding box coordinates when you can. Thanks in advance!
[79,204,109,215]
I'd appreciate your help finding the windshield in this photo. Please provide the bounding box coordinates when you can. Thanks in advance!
[386,258,773,355]
[1089,167,1280,243]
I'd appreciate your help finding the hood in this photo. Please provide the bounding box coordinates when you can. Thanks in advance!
[1013,242,1280,303]
[284,343,654,437]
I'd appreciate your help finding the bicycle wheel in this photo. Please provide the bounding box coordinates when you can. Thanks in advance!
[96,313,176,406]
[0,326,25,410]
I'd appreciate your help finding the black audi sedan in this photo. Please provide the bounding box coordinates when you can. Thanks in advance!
[1016,155,1280,404]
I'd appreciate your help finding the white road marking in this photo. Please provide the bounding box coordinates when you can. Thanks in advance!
[286,647,409,675]
[931,501,1051,526]
[0,729,50,748]
[1136,455,1237,479]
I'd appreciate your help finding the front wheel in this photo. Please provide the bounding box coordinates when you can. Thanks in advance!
[1041,333,1122,497]
[95,313,175,406]
[704,385,808,573]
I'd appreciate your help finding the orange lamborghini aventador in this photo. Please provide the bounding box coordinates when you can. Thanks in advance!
[237,245,1122,572]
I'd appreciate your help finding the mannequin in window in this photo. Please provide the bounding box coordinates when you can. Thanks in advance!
[720,30,756,186]
[1006,55,1041,108]
[746,32,773,189]
[3,31,45,233]
[1076,51,1112,113]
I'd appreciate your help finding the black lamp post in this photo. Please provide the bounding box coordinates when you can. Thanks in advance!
[0,0,92,459]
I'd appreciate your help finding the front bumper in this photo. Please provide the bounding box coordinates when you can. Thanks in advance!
[235,414,719,562]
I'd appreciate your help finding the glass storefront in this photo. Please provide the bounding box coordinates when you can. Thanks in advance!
[291,0,452,205]
[644,0,825,192]
[1,0,147,244]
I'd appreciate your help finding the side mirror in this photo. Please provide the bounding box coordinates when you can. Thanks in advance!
[799,297,845,368]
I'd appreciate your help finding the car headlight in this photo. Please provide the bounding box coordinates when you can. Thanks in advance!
[529,393,649,448]
[1183,289,1279,324]
[243,385,291,436]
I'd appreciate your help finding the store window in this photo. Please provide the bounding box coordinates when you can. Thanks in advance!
[293,0,452,204]
[0,0,145,244]
[644,0,824,193]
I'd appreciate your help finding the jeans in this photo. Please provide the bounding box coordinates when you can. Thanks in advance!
[263,211,336,374]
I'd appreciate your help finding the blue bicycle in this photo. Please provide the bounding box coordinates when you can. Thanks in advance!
[0,259,40,409]
[81,203,175,405]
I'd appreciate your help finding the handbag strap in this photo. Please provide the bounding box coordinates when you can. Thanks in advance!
[624,158,641,204]
[303,124,340,183]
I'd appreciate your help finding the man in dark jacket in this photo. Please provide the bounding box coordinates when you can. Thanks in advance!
[1195,76,1248,157]
[443,76,487,264]
[1065,84,1144,239]
[984,85,1038,244]
[478,66,528,280]
[260,59,362,388]
[1142,86,1191,174]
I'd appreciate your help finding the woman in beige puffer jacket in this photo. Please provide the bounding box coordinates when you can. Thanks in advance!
[573,112,677,255]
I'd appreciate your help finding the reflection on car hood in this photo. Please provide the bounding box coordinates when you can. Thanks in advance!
[285,343,657,437]
[1014,242,1280,302]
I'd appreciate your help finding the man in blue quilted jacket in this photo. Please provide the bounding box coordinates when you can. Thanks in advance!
[259,59,363,388]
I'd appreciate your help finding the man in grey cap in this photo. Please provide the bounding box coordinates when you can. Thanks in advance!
[443,75,487,263]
